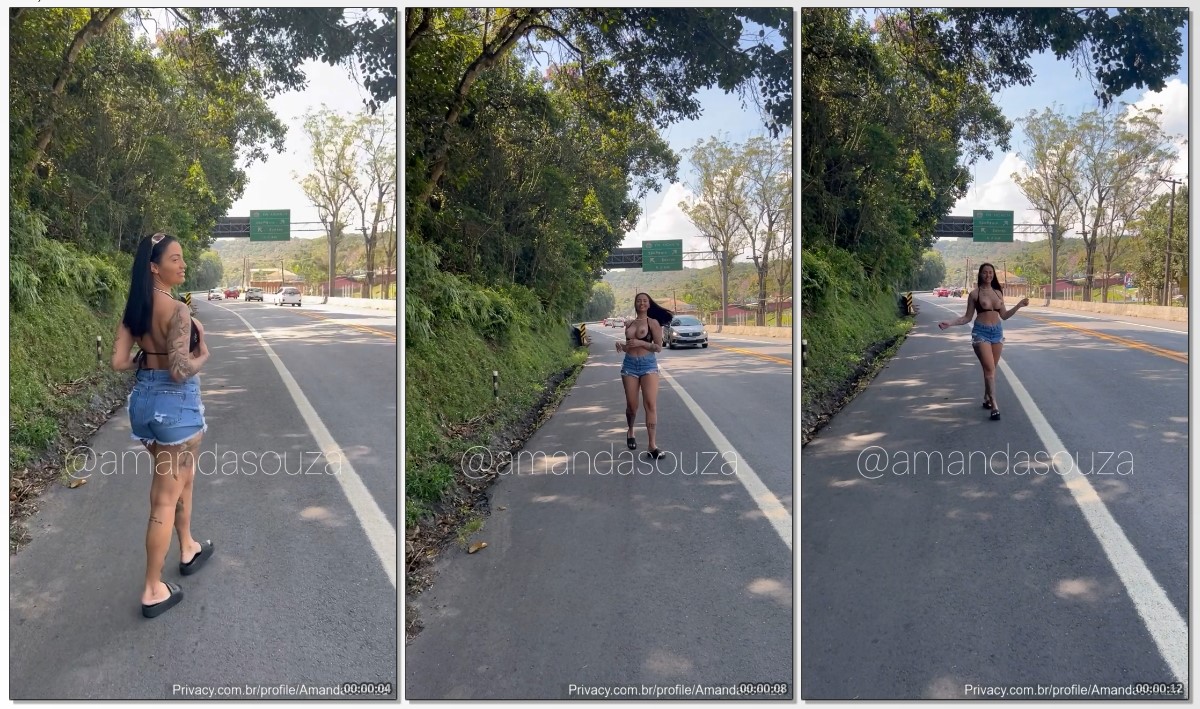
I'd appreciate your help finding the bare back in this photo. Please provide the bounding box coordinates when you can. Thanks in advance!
[139,293,189,369]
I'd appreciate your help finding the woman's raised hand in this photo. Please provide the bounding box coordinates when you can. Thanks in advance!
[1018,297,1030,308]
[938,321,950,330]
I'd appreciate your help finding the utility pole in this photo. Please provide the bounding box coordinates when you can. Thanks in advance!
[1157,177,1182,306]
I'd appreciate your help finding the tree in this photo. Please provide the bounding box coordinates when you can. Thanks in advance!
[1045,107,1177,300]
[1130,185,1188,305]
[182,251,224,292]
[680,137,748,332]
[916,250,946,291]
[339,110,396,297]
[889,8,1187,107]
[406,8,791,206]
[1013,106,1077,299]
[11,9,286,253]
[733,134,790,326]
[182,8,396,111]
[21,8,125,177]
[581,282,616,321]
[1095,110,1177,302]
[297,108,357,304]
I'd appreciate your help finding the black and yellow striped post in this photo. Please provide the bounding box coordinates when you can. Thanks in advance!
[578,322,589,345]
[182,292,191,306]
[904,292,916,316]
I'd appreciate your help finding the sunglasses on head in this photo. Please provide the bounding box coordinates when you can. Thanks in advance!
[150,232,174,245]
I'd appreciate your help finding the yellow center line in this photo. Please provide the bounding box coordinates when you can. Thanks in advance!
[710,343,792,366]
[298,310,397,341]
[1025,314,1186,364]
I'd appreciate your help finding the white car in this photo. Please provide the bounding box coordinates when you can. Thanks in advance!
[207,289,224,301]
[665,315,709,349]
[277,286,302,306]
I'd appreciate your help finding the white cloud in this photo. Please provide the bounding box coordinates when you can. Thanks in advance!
[622,183,717,267]
[1126,78,1188,181]
[951,153,1045,241]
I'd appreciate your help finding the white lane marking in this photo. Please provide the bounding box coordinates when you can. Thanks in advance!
[656,364,792,550]
[1001,359,1187,684]
[214,302,397,588]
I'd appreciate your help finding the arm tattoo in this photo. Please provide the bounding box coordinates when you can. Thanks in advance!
[168,303,196,381]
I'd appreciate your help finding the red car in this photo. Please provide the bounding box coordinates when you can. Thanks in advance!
[935,287,950,297]
[224,288,240,299]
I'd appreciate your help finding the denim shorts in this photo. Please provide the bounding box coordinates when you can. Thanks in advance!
[971,321,1005,344]
[620,353,659,378]
[128,370,207,446]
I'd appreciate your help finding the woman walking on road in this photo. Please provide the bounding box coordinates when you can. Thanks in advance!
[112,233,215,618]
[616,293,672,458]
[938,262,1029,420]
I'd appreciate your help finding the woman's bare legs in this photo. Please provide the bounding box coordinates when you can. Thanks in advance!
[640,373,660,450]
[141,436,192,605]
[622,375,641,444]
[174,433,204,564]
[973,342,998,412]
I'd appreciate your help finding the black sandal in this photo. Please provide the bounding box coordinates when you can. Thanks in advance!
[990,409,1001,421]
[982,397,993,409]
[645,448,665,459]
[180,539,214,576]
[627,437,637,450]
[141,581,184,618]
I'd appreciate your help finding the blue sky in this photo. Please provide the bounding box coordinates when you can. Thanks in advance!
[625,10,1189,256]
[955,21,1188,242]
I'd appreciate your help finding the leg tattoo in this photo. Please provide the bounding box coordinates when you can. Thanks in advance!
[149,515,164,526]
[626,411,636,428]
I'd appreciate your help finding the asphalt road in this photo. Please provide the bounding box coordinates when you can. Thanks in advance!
[405,323,794,700]
[10,297,398,700]
[801,294,1188,700]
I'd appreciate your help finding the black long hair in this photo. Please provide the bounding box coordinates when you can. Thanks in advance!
[976,262,1003,294]
[122,233,177,337]
[635,292,673,327]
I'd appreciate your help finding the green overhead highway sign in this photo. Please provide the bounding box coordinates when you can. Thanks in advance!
[973,210,1013,243]
[642,239,682,272]
[250,209,290,241]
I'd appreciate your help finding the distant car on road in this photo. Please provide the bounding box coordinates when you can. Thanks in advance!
[665,315,708,350]
[277,286,302,306]
[245,287,264,302]
[224,287,240,299]
[207,288,224,301]
[935,287,950,297]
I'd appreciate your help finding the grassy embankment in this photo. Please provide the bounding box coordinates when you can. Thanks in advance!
[9,209,134,547]
[800,247,913,440]
[404,238,588,530]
